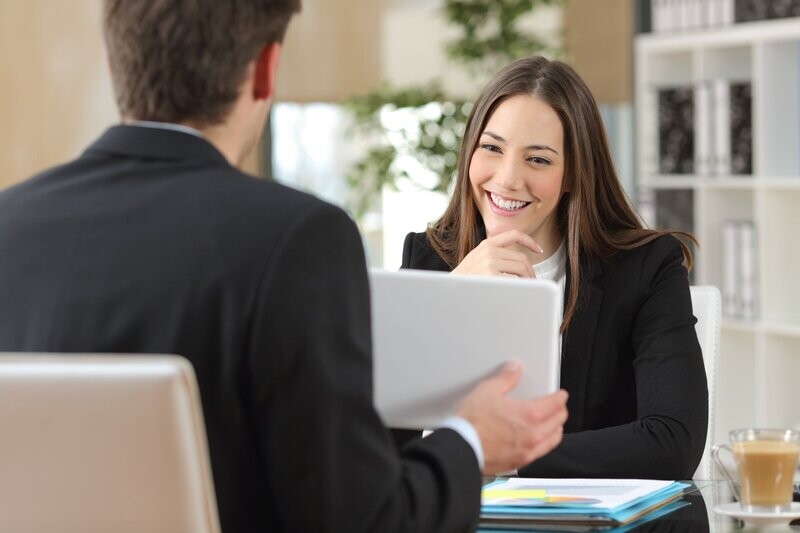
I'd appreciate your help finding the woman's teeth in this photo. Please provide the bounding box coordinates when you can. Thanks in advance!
[491,192,529,211]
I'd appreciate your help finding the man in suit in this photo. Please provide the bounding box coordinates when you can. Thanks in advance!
[0,1,568,531]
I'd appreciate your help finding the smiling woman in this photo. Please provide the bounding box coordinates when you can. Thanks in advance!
[469,94,565,257]
[399,55,710,481]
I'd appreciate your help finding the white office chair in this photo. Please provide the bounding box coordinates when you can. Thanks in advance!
[689,286,722,480]
[0,354,221,533]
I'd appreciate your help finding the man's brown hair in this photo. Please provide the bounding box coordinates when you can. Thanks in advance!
[104,0,301,127]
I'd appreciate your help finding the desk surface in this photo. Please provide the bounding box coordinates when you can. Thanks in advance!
[479,480,799,532]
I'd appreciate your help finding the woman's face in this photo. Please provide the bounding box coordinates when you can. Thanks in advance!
[469,94,565,250]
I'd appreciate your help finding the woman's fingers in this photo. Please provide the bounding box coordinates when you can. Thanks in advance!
[491,257,535,278]
[486,230,544,255]
[454,247,535,277]
[454,230,548,277]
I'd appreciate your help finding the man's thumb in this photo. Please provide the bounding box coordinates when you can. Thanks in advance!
[493,360,522,394]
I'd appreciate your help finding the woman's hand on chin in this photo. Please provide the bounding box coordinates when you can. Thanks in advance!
[452,230,543,278]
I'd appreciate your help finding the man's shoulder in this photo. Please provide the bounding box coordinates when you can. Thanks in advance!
[221,170,352,229]
[225,169,324,207]
[0,158,89,209]
[1,152,355,249]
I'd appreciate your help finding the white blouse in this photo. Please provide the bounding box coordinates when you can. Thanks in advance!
[532,241,566,306]
[532,241,566,357]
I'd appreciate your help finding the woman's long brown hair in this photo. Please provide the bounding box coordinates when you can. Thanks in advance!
[427,56,694,333]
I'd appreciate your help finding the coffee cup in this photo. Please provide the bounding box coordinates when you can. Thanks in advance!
[712,428,800,513]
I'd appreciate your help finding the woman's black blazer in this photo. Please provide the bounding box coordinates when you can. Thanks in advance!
[402,231,708,479]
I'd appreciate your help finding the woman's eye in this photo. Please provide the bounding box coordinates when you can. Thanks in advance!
[480,143,501,153]
[528,156,551,166]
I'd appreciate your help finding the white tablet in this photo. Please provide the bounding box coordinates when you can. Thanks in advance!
[369,268,562,429]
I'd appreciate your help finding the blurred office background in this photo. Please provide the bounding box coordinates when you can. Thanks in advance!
[1,0,798,446]
[0,0,633,269]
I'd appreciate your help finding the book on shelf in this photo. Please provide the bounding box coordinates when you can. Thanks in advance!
[722,0,736,26]
[637,0,653,34]
[643,89,660,176]
[735,0,800,22]
[655,189,694,233]
[721,219,760,320]
[694,81,713,175]
[654,79,751,176]
[729,81,753,175]
[480,478,689,530]
[735,0,769,22]
[651,0,735,33]
[711,79,731,175]
[705,80,753,176]
[654,189,695,283]
[648,0,800,33]
[658,86,694,175]
[738,220,759,319]
[721,221,740,317]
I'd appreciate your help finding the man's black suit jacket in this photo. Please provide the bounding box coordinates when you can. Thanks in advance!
[402,231,708,479]
[0,126,481,533]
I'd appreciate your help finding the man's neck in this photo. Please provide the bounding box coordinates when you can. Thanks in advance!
[196,122,249,167]
[126,120,203,138]
[123,117,247,167]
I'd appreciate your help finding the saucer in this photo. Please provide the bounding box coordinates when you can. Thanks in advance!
[714,502,800,526]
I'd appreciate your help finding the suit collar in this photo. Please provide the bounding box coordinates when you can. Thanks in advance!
[84,125,230,167]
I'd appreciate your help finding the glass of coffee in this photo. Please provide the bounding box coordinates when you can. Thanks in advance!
[713,428,800,513]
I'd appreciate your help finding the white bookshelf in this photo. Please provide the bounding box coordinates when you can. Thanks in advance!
[635,18,800,447]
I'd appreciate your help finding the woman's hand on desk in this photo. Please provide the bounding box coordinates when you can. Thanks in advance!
[456,360,568,475]
[452,230,543,278]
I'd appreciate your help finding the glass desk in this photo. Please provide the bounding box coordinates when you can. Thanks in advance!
[479,480,800,532]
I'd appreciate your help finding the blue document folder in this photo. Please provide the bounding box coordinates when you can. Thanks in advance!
[480,478,690,528]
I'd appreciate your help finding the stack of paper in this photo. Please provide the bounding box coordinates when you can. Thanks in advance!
[480,478,689,530]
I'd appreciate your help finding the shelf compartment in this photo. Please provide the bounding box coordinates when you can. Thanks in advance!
[764,322,800,338]
[695,189,755,296]
[699,45,752,81]
[759,189,800,326]
[715,329,757,445]
[761,335,800,429]
[754,41,800,176]
[642,50,694,87]
[637,18,800,50]
[721,319,760,333]
[641,176,800,190]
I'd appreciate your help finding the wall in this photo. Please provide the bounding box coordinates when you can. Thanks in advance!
[381,1,564,99]
[275,0,382,102]
[564,0,633,104]
[0,1,631,189]
[0,0,117,189]
[0,0,387,190]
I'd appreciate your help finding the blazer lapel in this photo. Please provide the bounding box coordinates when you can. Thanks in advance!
[561,257,603,433]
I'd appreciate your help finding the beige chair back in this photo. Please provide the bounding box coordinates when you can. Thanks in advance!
[0,354,220,533]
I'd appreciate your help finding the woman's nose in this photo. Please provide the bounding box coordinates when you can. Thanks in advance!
[493,156,523,190]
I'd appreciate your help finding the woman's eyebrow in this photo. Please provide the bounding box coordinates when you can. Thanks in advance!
[481,131,559,155]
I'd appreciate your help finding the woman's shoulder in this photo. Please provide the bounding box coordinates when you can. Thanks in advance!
[402,231,450,271]
[402,231,430,254]
[603,234,688,281]
[613,233,683,261]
